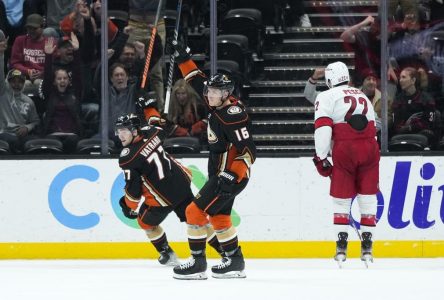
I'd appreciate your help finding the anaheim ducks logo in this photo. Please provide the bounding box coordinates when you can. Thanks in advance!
[227,106,242,114]
[207,123,218,144]
[120,148,130,157]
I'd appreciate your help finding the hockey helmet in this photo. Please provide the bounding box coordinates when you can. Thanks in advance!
[203,73,235,96]
[115,113,141,135]
[325,61,350,89]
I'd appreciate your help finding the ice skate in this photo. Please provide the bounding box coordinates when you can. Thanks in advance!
[212,247,246,279]
[334,232,348,268]
[158,246,179,266]
[360,232,374,268]
[173,253,207,280]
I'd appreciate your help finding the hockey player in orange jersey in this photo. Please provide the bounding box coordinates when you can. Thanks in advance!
[115,112,223,267]
[168,40,257,280]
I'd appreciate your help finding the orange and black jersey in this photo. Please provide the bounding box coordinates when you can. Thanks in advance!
[177,60,256,180]
[118,127,193,210]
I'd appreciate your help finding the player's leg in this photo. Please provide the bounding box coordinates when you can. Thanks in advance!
[209,213,246,279]
[205,223,224,255]
[356,139,379,262]
[330,142,358,263]
[332,197,352,262]
[173,187,223,255]
[203,180,248,278]
[173,201,209,280]
[138,204,178,266]
[356,194,377,262]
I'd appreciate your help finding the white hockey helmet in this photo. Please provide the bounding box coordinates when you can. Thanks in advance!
[325,61,350,88]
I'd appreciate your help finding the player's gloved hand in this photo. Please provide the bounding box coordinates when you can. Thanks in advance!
[136,93,158,110]
[215,170,238,199]
[167,38,191,64]
[119,196,138,219]
[146,115,167,127]
[313,155,333,177]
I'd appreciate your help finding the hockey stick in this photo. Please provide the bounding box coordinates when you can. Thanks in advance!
[163,0,183,115]
[141,0,164,89]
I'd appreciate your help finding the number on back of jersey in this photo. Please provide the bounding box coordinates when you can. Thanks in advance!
[234,127,250,141]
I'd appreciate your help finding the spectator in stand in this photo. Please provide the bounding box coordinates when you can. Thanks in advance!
[114,41,147,85]
[388,10,444,108]
[341,15,399,106]
[51,33,98,136]
[59,0,102,102]
[26,0,77,31]
[340,16,381,81]
[0,32,40,153]
[167,79,207,140]
[41,37,83,153]
[388,0,419,23]
[107,63,142,144]
[391,66,440,146]
[51,34,82,91]
[359,68,393,131]
[10,13,47,96]
[389,10,429,70]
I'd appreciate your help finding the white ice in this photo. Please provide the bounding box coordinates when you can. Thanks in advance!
[1,258,442,300]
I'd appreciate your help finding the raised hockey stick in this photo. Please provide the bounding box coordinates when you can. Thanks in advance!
[163,0,183,115]
[141,0,164,89]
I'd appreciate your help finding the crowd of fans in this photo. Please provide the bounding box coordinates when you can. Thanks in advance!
[338,1,444,150]
[1,0,444,154]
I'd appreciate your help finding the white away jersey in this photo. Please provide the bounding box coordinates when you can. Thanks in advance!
[313,85,377,159]
[314,85,375,125]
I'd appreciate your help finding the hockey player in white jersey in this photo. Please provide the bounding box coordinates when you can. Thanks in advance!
[312,61,380,266]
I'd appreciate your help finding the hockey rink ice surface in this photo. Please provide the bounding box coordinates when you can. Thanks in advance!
[1,258,443,300]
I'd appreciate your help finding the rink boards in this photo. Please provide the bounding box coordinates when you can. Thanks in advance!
[0,156,443,258]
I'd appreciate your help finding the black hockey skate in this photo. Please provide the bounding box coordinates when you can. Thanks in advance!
[158,246,179,266]
[211,247,246,279]
[173,253,207,280]
[360,232,373,266]
[334,232,348,268]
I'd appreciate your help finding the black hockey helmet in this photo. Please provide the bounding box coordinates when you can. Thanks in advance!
[204,73,235,96]
[115,113,141,135]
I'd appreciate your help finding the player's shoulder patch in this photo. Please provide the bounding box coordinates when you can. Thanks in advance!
[227,105,243,115]
[120,147,131,157]
[216,104,248,124]
[118,143,139,166]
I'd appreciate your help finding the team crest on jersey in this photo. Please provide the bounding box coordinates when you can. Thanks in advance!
[207,123,218,144]
[227,106,242,115]
[120,148,130,157]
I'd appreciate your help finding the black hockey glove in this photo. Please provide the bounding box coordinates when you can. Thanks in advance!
[119,196,138,219]
[313,155,333,177]
[137,95,158,110]
[167,38,191,64]
[215,170,238,199]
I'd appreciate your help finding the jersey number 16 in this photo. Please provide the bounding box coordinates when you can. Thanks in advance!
[234,127,250,141]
